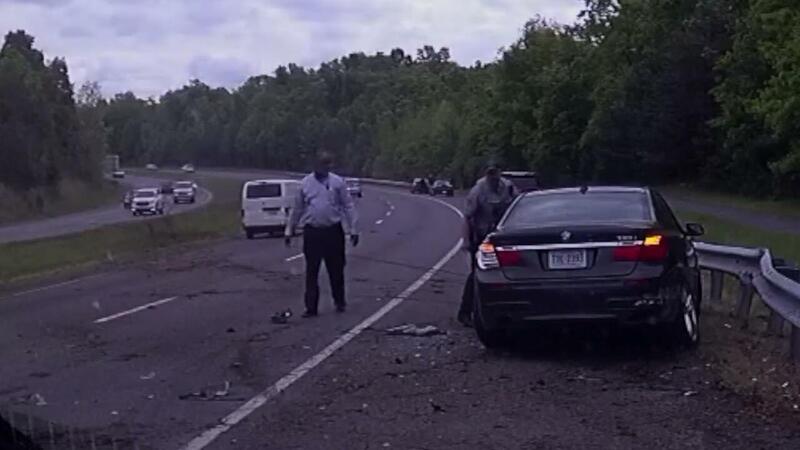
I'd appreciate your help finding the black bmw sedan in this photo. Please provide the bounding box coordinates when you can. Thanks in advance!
[473,186,705,348]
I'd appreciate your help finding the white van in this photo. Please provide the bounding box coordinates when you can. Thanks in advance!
[241,179,300,239]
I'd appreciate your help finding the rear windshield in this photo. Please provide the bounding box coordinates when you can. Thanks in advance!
[503,191,652,228]
[246,184,281,198]
[504,175,538,192]
[346,179,359,186]
[175,182,193,188]
[135,190,156,198]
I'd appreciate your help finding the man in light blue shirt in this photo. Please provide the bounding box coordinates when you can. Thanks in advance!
[285,152,359,317]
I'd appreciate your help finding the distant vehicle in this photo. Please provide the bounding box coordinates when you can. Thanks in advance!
[182,164,195,173]
[472,186,704,349]
[160,182,174,195]
[346,178,362,198]
[122,190,134,210]
[241,179,301,239]
[411,178,430,195]
[146,163,158,171]
[431,180,454,197]
[173,181,197,204]
[502,171,539,193]
[111,170,126,179]
[131,188,165,216]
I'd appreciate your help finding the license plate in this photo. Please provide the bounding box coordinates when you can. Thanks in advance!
[548,250,587,270]
[262,208,280,214]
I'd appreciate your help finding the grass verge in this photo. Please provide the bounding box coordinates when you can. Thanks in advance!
[664,185,800,221]
[0,176,243,283]
[676,209,800,263]
[0,178,124,225]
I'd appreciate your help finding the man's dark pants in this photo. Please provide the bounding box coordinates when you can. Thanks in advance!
[303,223,346,313]
[458,243,479,321]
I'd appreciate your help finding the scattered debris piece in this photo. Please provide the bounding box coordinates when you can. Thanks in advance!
[271,309,293,324]
[683,391,699,397]
[215,381,231,398]
[226,327,236,333]
[782,382,790,389]
[429,399,445,413]
[139,372,156,380]
[387,324,444,337]
[31,393,47,406]
[723,323,732,329]
[231,362,243,368]
[110,411,119,416]
[179,381,232,401]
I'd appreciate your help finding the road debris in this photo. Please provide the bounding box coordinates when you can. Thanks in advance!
[139,371,156,380]
[31,393,47,406]
[226,327,236,333]
[387,323,444,337]
[683,391,699,397]
[429,399,445,413]
[179,381,232,401]
[271,309,293,324]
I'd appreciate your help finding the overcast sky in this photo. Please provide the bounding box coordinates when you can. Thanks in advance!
[0,0,584,98]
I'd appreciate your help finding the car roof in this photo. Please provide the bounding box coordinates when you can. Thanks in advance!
[136,188,158,193]
[522,186,649,197]
[244,179,297,185]
[502,171,537,177]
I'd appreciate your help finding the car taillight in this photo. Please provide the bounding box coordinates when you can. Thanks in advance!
[476,242,522,269]
[613,235,668,262]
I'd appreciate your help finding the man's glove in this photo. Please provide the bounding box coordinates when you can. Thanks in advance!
[350,234,360,247]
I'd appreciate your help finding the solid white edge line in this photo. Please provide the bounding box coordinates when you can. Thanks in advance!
[284,253,304,262]
[11,275,99,297]
[93,296,179,324]
[180,192,464,450]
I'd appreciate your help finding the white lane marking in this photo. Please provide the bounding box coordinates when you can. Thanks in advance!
[11,274,103,298]
[181,193,464,450]
[285,253,304,262]
[375,219,384,225]
[93,297,178,324]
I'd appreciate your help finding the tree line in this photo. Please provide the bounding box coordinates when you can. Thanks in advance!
[3,1,799,196]
[0,31,106,193]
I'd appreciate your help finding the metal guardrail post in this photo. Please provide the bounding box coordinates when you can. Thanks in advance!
[709,270,723,303]
[792,326,800,362]
[767,309,785,336]
[735,275,755,328]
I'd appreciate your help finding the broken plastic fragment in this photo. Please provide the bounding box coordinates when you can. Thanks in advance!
[140,372,156,380]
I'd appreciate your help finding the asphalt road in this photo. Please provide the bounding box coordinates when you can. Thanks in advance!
[1,178,799,449]
[0,174,212,244]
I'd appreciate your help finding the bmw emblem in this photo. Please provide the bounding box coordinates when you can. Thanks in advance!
[560,230,571,242]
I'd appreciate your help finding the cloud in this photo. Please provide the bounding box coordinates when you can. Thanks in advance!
[0,0,584,98]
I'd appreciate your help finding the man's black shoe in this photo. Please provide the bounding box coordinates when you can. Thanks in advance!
[302,311,318,318]
[335,304,346,313]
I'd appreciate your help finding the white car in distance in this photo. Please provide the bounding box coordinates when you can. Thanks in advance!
[131,188,165,216]
[173,181,198,204]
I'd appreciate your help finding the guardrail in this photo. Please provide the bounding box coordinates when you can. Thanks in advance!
[696,242,800,361]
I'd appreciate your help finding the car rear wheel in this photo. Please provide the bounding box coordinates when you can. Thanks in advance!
[474,308,511,349]
[245,229,254,240]
[668,284,700,348]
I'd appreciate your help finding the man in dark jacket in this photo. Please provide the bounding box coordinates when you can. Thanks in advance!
[457,164,517,326]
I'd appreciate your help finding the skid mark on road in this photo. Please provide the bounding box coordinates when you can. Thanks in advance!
[94,296,179,324]
[180,193,464,450]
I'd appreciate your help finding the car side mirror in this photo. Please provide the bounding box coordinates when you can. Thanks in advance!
[685,223,704,237]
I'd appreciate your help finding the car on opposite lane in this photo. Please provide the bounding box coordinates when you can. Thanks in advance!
[411,178,431,195]
[472,186,704,349]
[346,178,363,198]
[502,171,539,193]
[431,180,454,197]
[146,163,158,171]
[182,163,196,173]
[173,181,197,204]
[131,188,166,216]
[112,170,126,179]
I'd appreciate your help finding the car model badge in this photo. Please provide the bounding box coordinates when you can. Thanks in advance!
[560,230,571,242]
